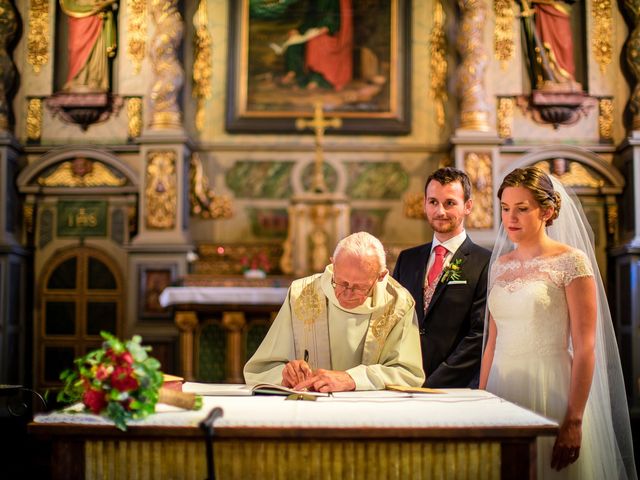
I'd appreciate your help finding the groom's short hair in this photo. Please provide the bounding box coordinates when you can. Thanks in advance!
[425,167,472,202]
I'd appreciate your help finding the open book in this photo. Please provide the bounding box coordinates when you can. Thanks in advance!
[182,382,329,397]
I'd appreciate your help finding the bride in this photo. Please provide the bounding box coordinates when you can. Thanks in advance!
[479,166,636,479]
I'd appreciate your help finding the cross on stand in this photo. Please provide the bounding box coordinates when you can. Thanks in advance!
[295,102,342,193]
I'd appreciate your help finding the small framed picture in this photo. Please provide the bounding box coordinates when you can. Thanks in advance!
[138,265,177,319]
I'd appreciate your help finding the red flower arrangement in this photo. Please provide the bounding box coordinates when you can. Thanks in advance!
[239,251,272,273]
[58,332,201,431]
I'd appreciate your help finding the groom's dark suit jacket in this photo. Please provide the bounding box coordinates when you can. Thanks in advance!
[392,237,490,388]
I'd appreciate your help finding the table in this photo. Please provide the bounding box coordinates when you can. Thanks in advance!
[159,284,289,382]
[30,389,557,480]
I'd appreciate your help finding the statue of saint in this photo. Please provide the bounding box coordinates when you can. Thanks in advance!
[60,0,118,93]
[519,1,581,92]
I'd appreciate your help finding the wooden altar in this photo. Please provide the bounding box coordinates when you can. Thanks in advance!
[159,275,292,383]
[30,391,557,480]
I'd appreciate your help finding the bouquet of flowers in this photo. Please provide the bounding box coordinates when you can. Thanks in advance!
[58,331,201,431]
[239,251,272,274]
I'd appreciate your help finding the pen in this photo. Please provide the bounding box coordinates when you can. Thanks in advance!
[303,349,309,363]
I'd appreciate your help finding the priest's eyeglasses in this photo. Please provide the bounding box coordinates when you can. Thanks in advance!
[331,276,376,296]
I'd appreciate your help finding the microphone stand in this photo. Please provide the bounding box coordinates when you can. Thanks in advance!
[199,407,223,480]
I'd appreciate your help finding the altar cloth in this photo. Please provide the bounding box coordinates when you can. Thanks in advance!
[34,388,557,430]
[159,286,289,307]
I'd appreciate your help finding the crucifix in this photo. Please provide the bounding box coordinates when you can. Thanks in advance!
[295,102,342,193]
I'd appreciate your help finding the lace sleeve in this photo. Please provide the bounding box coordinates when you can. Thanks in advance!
[560,249,594,286]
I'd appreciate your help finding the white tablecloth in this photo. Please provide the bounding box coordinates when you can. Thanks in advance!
[159,286,289,308]
[34,388,557,430]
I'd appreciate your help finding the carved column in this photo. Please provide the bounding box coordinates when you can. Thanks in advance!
[222,312,246,383]
[175,311,199,381]
[130,1,191,339]
[451,0,500,246]
[148,0,184,131]
[625,1,640,131]
[456,0,490,132]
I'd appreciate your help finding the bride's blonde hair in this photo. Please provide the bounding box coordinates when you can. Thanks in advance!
[497,166,562,226]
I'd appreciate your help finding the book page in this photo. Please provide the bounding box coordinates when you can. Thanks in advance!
[182,383,254,396]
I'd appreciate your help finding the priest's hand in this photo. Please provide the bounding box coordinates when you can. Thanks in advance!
[281,360,312,388]
[293,369,356,393]
[551,418,582,471]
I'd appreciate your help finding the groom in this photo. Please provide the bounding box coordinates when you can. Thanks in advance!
[393,167,490,388]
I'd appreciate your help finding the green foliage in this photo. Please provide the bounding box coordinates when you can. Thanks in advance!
[57,331,164,431]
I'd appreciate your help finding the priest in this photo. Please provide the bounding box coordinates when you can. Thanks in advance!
[244,231,425,392]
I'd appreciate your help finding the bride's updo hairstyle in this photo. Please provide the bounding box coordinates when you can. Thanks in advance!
[497,166,562,226]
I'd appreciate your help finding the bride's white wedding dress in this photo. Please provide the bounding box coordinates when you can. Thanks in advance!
[486,249,617,480]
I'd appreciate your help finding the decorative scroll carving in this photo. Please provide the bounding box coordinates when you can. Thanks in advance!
[127,0,147,74]
[533,159,605,188]
[27,98,42,141]
[598,98,613,141]
[37,158,127,187]
[464,152,493,229]
[403,192,426,220]
[190,153,232,219]
[127,97,142,138]
[493,0,514,68]
[27,0,49,73]
[0,0,17,131]
[624,0,640,130]
[193,0,212,132]
[149,0,184,130]
[497,97,514,139]
[457,0,490,132]
[45,93,124,130]
[145,150,177,229]
[516,93,595,129]
[430,1,447,128]
[592,0,612,74]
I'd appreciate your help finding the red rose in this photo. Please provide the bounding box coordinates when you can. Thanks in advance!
[95,364,111,381]
[111,365,138,392]
[119,352,134,365]
[83,389,107,414]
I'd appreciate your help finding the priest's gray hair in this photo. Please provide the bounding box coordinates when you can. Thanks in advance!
[333,232,387,273]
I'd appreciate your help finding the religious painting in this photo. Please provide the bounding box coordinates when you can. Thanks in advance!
[226,0,410,134]
[138,265,176,319]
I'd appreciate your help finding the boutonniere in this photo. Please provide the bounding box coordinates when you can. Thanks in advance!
[440,258,464,284]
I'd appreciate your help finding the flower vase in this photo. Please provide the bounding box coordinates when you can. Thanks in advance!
[244,269,266,279]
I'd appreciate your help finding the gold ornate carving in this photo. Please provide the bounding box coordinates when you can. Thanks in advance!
[593,0,612,74]
[145,150,177,229]
[493,0,515,68]
[534,159,605,188]
[430,1,447,128]
[127,97,142,138]
[127,0,147,74]
[497,97,514,139]
[464,152,493,229]
[598,98,613,141]
[27,0,48,73]
[190,153,233,219]
[293,283,324,326]
[27,98,42,141]
[149,0,184,130]
[37,159,127,187]
[192,0,212,132]
[457,0,490,132]
[403,192,426,220]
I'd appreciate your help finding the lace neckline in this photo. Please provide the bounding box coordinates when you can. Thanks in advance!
[498,249,573,267]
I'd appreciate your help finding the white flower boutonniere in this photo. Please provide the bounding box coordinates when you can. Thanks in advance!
[440,258,464,284]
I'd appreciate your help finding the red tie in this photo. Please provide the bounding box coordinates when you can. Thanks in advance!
[427,245,448,286]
